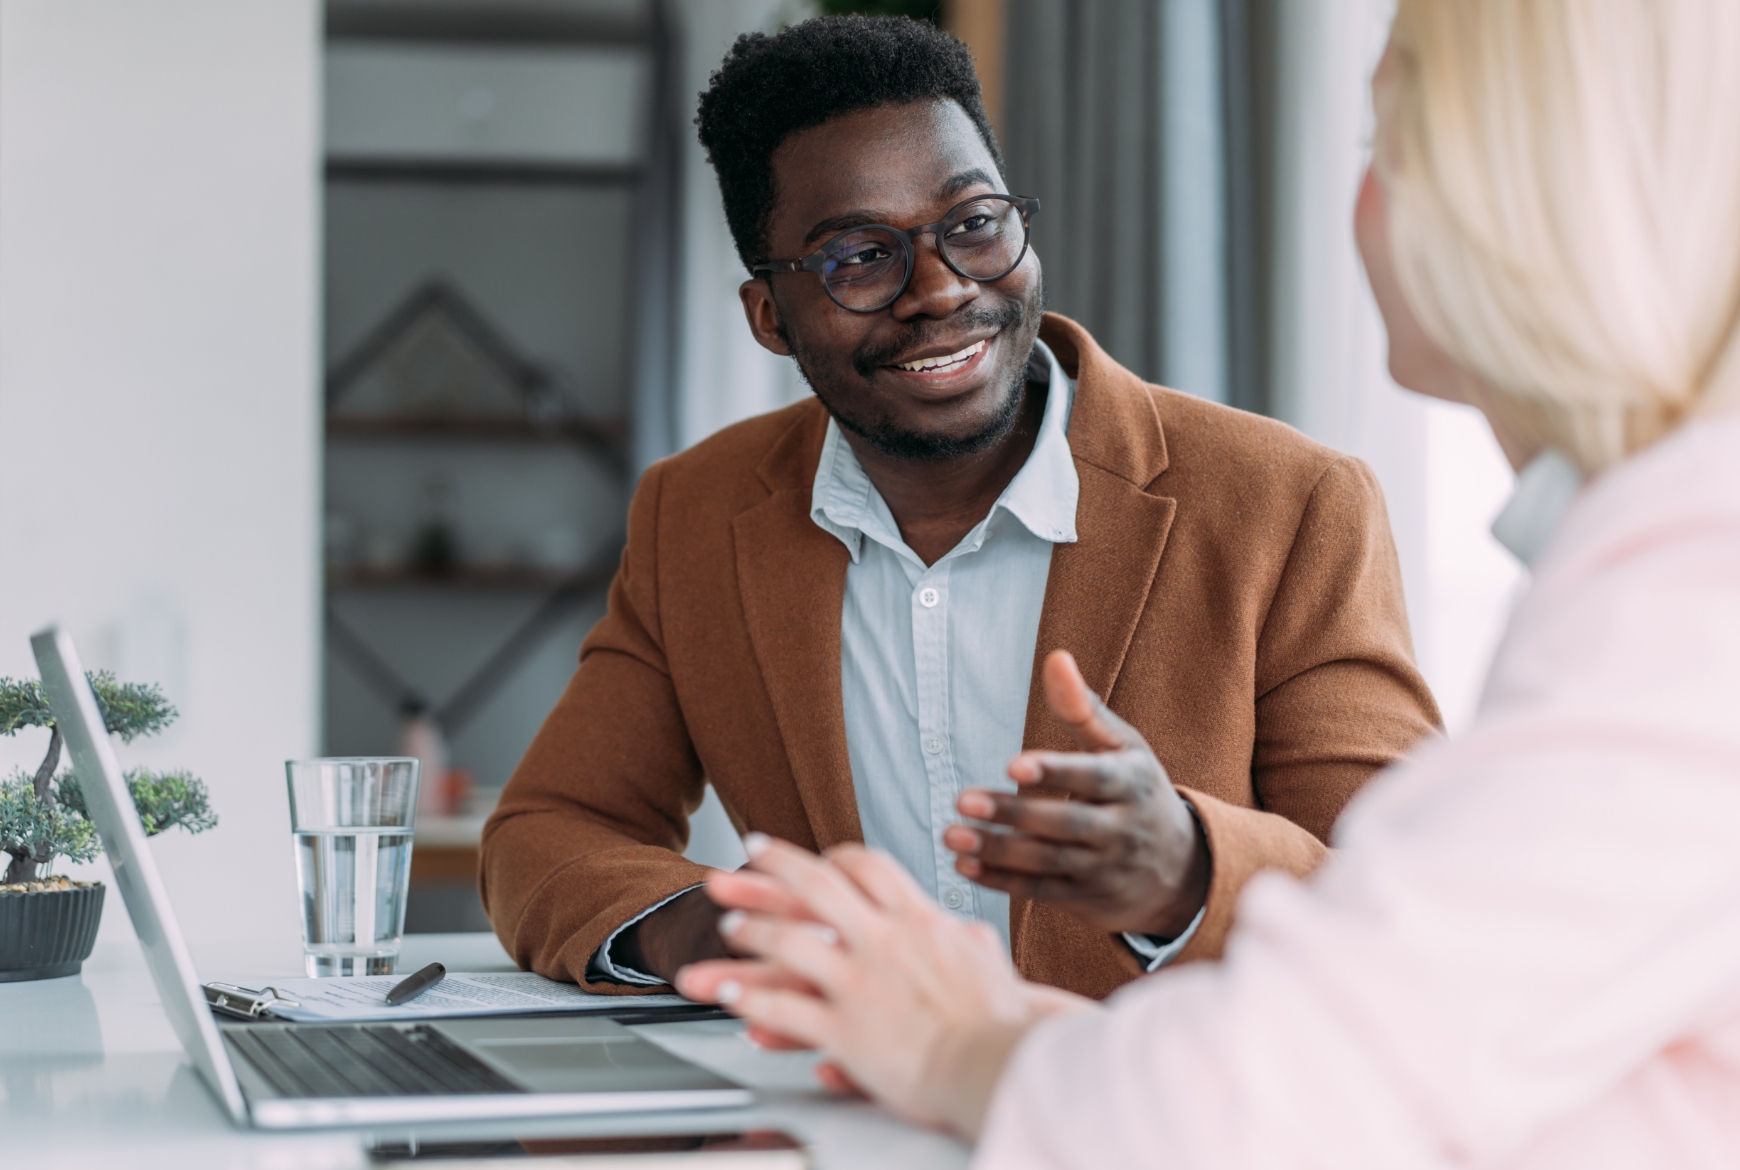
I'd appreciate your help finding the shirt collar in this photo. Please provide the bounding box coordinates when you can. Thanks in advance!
[810,338,1080,564]
[1490,448,1584,568]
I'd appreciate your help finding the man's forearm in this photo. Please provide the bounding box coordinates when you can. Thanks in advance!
[613,886,731,985]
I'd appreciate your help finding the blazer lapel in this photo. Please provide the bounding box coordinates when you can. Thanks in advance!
[732,413,862,850]
[1012,315,1177,963]
[1022,313,1177,749]
[1026,473,1177,750]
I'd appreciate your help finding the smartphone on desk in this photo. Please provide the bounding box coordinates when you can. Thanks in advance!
[368,1129,808,1168]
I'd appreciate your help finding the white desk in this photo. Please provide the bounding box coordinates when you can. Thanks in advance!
[0,931,969,1170]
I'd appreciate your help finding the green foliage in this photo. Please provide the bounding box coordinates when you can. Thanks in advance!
[0,771,99,872]
[0,672,178,742]
[0,679,54,736]
[0,670,206,880]
[818,0,940,22]
[58,768,218,838]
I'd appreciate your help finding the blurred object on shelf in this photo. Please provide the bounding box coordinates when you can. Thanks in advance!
[410,473,459,575]
[440,768,476,820]
[398,701,451,819]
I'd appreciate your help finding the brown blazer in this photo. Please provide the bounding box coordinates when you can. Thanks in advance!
[481,314,1441,999]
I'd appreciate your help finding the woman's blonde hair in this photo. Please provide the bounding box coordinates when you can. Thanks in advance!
[1376,0,1740,471]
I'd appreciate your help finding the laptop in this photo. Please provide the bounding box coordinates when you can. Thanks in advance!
[33,625,753,1129]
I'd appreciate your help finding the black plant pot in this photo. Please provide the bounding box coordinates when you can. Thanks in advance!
[0,882,105,982]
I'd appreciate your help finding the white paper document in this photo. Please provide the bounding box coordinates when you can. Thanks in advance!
[225,971,690,1023]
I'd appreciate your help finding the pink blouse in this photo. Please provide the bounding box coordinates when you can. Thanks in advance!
[978,413,1740,1169]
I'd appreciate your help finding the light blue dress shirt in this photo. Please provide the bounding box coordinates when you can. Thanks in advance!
[592,340,1197,983]
[809,342,1080,949]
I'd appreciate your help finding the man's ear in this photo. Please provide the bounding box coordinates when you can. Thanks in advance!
[739,279,794,357]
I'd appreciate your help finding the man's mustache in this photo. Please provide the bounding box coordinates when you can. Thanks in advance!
[850,299,1031,379]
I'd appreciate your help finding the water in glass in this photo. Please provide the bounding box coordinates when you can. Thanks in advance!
[294,827,414,976]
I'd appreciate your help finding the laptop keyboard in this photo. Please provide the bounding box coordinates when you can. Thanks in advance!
[227,1024,523,1098]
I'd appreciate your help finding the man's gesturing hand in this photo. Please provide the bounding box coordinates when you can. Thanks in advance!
[942,650,1210,939]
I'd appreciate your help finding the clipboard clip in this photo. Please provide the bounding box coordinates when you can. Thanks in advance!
[203,981,302,1020]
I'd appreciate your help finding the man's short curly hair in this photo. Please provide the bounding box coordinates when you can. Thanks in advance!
[695,15,1004,270]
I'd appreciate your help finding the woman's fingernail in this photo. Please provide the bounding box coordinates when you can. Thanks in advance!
[805,923,840,946]
[744,832,770,858]
[717,980,742,1005]
[719,909,747,937]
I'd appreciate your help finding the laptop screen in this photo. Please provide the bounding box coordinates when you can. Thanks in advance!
[32,625,250,1125]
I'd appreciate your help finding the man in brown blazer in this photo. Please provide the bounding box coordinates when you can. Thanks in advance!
[481,16,1439,1000]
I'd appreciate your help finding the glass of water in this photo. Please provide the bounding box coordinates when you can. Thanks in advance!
[286,757,419,977]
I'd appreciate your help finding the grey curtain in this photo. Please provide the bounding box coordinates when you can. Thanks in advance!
[1003,0,1273,415]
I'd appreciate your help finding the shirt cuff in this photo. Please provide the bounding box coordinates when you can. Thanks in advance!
[585,885,705,986]
[1121,904,1205,973]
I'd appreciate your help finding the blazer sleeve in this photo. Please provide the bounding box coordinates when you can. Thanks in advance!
[1171,455,1442,964]
[478,460,715,992]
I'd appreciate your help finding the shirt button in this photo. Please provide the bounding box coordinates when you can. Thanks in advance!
[918,586,940,608]
[923,735,944,754]
[943,889,965,910]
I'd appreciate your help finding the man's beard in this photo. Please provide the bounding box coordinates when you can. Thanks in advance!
[783,284,1044,463]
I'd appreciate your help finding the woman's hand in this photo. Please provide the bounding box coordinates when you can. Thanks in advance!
[677,836,1096,1138]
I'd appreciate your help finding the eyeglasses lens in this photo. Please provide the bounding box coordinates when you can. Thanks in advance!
[938,198,1026,280]
[819,199,1027,311]
[819,228,909,311]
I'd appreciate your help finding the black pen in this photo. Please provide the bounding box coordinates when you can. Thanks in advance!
[385,962,446,1006]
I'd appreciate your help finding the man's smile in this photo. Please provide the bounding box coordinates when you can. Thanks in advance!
[894,338,987,373]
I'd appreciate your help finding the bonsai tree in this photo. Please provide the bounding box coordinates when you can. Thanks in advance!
[0,672,215,885]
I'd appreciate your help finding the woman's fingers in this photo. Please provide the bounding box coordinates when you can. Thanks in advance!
[676,960,822,1051]
[745,1023,814,1052]
[823,843,937,915]
[706,868,813,919]
[722,984,838,1054]
[676,957,813,1003]
[815,1061,866,1097]
[741,835,882,946]
[717,907,851,992]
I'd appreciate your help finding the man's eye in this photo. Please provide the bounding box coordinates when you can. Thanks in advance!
[833,245,891,267]
[946,215,994,237]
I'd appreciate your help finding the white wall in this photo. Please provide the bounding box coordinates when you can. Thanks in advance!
[0,0,322,948]
[1267,0,1522,734]
[667,0,810,452]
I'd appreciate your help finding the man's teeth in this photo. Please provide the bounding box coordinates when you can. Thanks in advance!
[897,339,986,372]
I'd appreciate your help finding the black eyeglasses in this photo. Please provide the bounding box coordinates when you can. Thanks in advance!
[752,194,1040,313]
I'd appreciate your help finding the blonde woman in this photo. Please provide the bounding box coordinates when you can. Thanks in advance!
[678,1,1740,1164]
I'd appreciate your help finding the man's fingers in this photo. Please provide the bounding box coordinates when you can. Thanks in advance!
[952,790,1120,845]
[1040,650,1147,754]
[952,828,1101,877]
[995,751,1151,804]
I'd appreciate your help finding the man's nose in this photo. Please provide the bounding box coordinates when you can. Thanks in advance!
[891,232,977,320]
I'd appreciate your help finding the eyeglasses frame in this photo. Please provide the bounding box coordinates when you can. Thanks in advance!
[750,194,1041,314]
